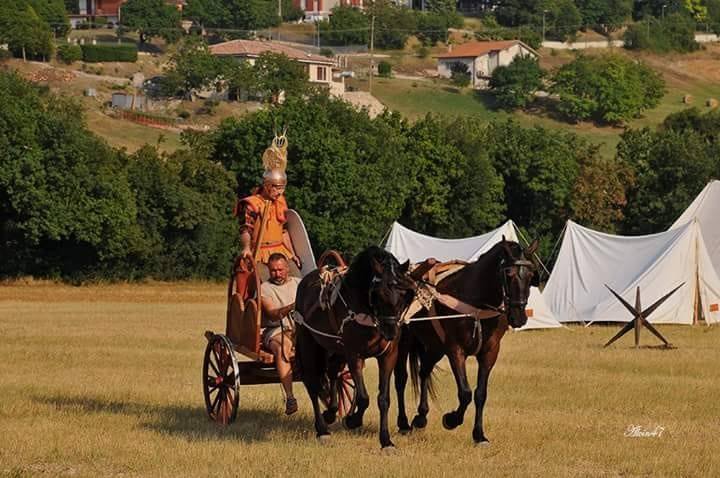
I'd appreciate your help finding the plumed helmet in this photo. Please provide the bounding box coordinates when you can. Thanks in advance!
[262,129,288,184]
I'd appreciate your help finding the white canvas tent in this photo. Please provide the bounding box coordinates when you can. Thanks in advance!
[385,221,562,330]
[544,220,720,325]
[672,180,720,273]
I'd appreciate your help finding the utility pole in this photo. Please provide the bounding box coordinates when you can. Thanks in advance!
[369,11,375,94]
[542,10,548,44]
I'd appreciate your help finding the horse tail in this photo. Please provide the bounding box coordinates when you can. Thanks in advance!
[408,334,420,398]
[408,333,437,401]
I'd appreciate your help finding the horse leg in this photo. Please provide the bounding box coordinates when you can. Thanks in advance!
[343,356,369,430]
[472,329,504,445]
[322,354,341,425]
[377,345,399,449]
[297,328,330,439]
[442,347,472,431]
[394,331,412,434]
[411,347,443,430]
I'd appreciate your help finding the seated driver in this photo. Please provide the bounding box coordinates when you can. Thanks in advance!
[260,253,301,415]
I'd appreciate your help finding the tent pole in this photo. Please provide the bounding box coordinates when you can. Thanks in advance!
[693,218,701,325]
[378,223,392,247]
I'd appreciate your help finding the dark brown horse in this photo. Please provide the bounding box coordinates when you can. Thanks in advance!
[294,246,415,449]
[395,238,538,444]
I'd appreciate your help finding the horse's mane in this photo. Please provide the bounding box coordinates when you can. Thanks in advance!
[437,239,522,297]
[344,246,394,289]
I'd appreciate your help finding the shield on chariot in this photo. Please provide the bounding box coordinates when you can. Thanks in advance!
[286,209,316,277]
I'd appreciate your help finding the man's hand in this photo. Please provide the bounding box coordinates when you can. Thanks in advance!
[292,255,302,270]
[240,247,252,261]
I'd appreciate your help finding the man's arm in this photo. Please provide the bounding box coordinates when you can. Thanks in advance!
[260,296,295,326]
[282,229,301,269]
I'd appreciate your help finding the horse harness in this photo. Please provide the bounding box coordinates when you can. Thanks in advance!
[407,257,534,355]
[291,265,396,357]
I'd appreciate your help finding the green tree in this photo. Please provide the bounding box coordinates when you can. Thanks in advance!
[550,0,582,40]
[624,13,699,52]
[253,51,309,104]
[450,61,471,88]
[550,53,665,124]
[321,5,369,46]
[401,115,505,237]
[368,0,418,49]
[490,55,544,109]
[0,71,142,278]
[209,93,412,255]
[120,0,181,43]
[164,37,226,99]
[183,0,231,28]
[619,108,720,234]
[0,0,54,60]
[127,146,236,279]
[576,0,633,33]
[225,59,258,101]
[184,0,279,34]
[28,0,70,36]
[484,119,598,256]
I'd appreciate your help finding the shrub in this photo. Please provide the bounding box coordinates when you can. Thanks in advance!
[81,44,138,62]
[57,44,82,64]
[177,109,191,119]
[550,53,665,124]
[450,61,471,88]
[417,45,430,58]
[319,47,334,57]
[490,55,544,109]
[377,60,392,78]
[624,13,699,53]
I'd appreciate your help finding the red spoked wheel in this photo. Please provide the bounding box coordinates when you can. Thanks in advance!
[336,367,356,417]
[203,334,240,425]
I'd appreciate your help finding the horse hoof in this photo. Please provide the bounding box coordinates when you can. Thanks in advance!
[316,434,331,444]
[343,415,362,430]
[411,415,427,429]
[322,410,337,425]
[381,445,397,453]
[442,413,459,430]
[398,427,412,435]
[474,440,491,447]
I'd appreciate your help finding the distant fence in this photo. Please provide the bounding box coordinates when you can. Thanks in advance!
[543,33,718,50]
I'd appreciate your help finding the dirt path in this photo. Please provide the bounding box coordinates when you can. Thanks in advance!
[28,60,130,84]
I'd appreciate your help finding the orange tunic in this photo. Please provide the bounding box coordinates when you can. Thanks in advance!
[236,191,293,264]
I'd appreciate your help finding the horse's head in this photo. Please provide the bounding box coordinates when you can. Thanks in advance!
[499,237,539,329]
[366,248,414,341]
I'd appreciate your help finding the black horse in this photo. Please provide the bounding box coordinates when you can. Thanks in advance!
[294,246,415,449]
[395,238,538,444]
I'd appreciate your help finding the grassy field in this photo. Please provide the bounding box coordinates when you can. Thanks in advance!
[1,282,719,477]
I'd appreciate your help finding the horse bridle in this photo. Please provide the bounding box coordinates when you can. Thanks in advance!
[368,258,411,327]
[499,256,536,312]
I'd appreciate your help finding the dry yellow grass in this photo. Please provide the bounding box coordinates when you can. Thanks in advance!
[1,282,719,477]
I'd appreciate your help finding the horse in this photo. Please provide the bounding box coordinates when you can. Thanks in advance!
[294,246,416,449]
[395,238,539,445]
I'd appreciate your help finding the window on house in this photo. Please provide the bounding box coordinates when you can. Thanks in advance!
[316,66,326,81]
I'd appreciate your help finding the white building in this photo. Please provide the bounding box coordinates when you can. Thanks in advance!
[435,40,539,89]
[209,39,344,96]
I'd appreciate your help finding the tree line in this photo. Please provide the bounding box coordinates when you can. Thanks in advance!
[2,69,719,281]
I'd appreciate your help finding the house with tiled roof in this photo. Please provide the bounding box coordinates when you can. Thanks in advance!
[209,39,344,95]
[435,40,539,89]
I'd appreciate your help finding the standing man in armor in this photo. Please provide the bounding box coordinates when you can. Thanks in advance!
[233,132,301,300]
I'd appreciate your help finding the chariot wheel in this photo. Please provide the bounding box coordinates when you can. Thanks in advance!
[336,367,356,417]
[320,366,356,418]
[203,334,240,425]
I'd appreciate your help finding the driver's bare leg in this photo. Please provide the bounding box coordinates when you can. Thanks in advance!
[269,334,296,414]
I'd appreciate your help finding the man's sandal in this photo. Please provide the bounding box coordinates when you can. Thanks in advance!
[285,396,298,415]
